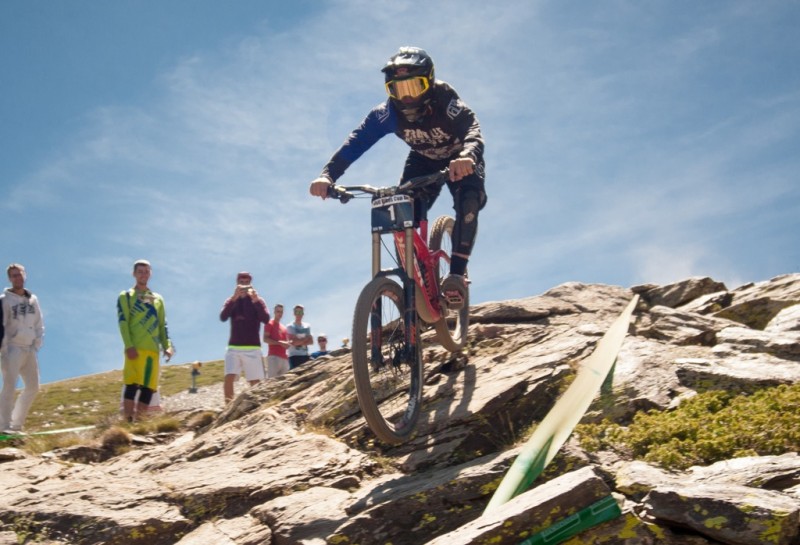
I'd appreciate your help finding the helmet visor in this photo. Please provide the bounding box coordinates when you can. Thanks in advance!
[385,76,430,100]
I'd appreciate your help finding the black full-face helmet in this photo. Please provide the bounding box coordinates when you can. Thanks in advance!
[382,47,435,122]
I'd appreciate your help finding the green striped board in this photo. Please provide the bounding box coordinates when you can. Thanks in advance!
[516,495,621,545]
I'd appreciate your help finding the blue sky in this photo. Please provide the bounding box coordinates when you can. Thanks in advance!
[2,1,798,385]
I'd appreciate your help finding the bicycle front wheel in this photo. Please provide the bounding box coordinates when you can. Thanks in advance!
[430,215,470,351]
[351,276,423,444]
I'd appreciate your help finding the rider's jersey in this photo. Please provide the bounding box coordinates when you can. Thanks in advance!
[320,80,484,183]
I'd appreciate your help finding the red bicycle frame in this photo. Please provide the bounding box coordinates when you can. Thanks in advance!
[391,219,450,324]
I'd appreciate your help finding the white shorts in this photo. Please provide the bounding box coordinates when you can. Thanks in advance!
[224,348,266,381]
[266,355,289,378]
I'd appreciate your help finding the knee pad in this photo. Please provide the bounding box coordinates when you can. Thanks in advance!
[453,190,481,255]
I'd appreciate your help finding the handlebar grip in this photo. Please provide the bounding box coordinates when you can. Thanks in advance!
[327,185,353,203]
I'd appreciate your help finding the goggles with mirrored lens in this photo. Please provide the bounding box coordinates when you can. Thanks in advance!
[385,76,430,100]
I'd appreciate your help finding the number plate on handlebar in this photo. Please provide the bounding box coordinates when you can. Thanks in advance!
[371,194,415,233]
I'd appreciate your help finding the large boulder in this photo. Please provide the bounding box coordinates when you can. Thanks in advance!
[642,484,799,545]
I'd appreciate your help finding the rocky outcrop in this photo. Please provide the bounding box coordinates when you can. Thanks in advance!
[0,274,799,545]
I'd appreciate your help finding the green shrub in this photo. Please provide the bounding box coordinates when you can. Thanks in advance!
[576,384,800,470]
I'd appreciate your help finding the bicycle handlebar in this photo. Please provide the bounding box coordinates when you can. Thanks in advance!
[326,168,450,203]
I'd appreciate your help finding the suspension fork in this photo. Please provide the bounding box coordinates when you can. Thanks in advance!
[369,232,383,363]
[371,232,381,278]
[369,230,419,363]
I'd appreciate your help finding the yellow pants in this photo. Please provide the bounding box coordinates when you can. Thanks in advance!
[123,349,160,390]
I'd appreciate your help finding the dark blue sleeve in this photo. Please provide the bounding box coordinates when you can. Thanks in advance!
[321,102,397,182]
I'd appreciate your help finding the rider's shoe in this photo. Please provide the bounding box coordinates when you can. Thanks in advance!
[441,274,467,310]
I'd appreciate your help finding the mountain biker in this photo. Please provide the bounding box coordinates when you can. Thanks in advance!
[309,46,487,307]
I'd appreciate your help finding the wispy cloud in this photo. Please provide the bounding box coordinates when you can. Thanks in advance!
[4,0,798,382]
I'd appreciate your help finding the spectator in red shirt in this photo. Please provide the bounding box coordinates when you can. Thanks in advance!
[263,303,290,378]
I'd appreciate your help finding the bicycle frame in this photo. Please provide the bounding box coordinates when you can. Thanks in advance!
[368,199,448,368]
[390,221,449,324]
[372,201,450,374]
[328,168,452,369]
[328,168,466,442]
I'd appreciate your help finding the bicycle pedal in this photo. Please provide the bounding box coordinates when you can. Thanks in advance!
[443,289,465,310]
[440,274,467,309]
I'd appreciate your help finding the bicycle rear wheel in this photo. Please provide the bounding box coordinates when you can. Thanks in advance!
[351,276,423,444]
[430,215,469,351]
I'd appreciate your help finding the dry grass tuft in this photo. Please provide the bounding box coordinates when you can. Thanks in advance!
[186,411,216,431]
[101,426,132,451]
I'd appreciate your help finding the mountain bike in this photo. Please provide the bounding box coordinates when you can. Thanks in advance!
[327,169,469,443]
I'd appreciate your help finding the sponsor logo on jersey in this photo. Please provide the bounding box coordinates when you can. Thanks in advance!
[377,103,391,123]
[402,127,450,147]
[446,98,464,119]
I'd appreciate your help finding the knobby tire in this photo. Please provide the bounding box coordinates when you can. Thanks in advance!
[351,276,423,444]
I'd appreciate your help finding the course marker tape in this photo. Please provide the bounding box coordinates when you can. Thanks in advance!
[484,295,638,513]
[0,425,96,442]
